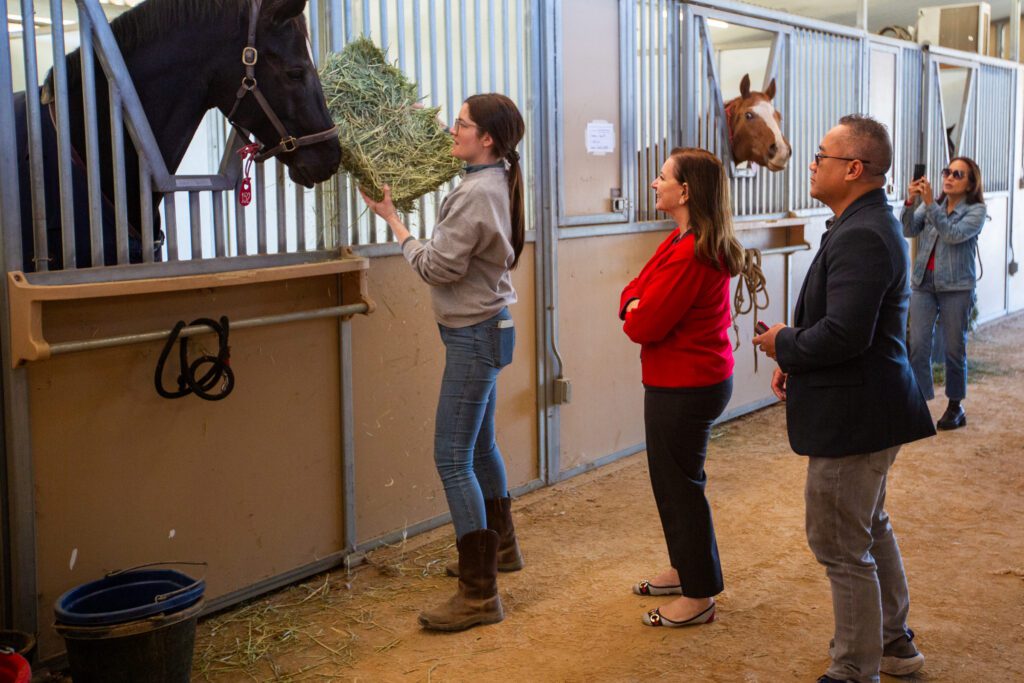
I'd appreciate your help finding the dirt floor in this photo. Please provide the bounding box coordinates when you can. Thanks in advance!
[190,314,1024,682]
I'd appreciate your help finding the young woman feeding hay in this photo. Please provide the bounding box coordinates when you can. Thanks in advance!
[360,93,526,633]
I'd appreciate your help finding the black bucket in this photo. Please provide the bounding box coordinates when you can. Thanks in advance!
[54,598,203,683]
[53,564,205,683]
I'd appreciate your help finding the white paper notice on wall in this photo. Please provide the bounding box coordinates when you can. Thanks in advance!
[585,120,616,156]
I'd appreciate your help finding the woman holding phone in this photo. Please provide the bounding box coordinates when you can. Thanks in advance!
[361,93,525,632]
[902,157,986,430]
[620,148,754,628]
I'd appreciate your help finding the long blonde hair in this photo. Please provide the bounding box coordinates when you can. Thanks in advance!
[668,147,744,277]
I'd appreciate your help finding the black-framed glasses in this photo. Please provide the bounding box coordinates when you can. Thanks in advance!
[941,168,968,180]
[452,118,477,132]
[814,152,874,167]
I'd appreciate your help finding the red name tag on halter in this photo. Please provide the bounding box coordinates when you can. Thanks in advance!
[237,143,261,207]
[239,178,252,206]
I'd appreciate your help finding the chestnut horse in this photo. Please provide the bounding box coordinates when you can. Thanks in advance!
[724,74,791,172]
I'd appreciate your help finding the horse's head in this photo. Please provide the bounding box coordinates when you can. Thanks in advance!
[230,0,341,187]
[725,74,791,172]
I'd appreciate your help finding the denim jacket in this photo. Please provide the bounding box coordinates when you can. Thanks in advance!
[900,198,986,291]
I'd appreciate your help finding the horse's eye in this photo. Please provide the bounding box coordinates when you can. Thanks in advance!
[744,111,754,120]
[287,69,305,82]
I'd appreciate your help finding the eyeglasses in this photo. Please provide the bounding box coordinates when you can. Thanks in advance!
[813,153,875,167]
[941,168,968,180]
[452,118,477,132]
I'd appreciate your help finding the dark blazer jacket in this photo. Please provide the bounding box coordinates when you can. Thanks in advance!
[775,189,936,457]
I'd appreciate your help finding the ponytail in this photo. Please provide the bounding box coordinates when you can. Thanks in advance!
[506,149,525,268]
[466,93,526,268]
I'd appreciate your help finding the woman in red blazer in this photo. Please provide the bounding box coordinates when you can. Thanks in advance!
[620,148,746,628]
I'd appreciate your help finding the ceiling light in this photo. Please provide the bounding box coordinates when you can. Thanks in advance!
[708,18,731,30]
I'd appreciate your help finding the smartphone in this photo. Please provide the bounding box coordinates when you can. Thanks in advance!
[912,163,926,182]
[754,321,770,335]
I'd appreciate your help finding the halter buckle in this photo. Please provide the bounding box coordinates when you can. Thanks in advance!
[242,47,258,66]
[280,136,298,153]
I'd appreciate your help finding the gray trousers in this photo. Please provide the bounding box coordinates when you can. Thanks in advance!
[805,447,911,683]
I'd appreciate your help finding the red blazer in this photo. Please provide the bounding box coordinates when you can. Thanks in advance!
[619,230,734,388]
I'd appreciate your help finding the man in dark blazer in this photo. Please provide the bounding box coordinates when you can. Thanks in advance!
[753,115,935,683]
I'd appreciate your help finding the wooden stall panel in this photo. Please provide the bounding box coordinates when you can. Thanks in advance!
[352,247,538,545]
[30,278,346,659]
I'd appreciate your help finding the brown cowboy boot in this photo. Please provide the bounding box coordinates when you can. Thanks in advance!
[419,528,504,631]
[446,496,524,576]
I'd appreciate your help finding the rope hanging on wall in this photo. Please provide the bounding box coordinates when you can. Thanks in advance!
[154,317,235,401]
[732,248,770,371]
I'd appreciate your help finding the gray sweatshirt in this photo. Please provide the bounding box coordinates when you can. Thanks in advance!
[402,166,517,327]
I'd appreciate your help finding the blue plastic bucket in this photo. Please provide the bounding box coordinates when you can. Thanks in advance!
[55,568,204,627]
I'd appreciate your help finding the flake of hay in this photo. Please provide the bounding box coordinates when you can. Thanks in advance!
[320,38,463,213]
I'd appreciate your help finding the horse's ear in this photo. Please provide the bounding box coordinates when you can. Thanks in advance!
[765,78,777,100]
[737,73,753,98]
[265,0,308,23]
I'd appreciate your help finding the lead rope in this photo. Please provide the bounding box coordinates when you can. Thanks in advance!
[732,248,770,372]
[154,317,235,401]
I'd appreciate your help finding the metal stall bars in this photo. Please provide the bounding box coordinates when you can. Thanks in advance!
[684,6,789,219]
[7,0,338,285]
[629,0,679,224]
[321,0,533,252]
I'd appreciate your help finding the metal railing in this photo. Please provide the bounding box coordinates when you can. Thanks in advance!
[321,0,533,248]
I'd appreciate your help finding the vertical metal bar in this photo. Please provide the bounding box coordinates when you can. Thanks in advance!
[501,0,510,93]
[19,0,48,271]
[487,0,497,91]
[379,0,389,48]
[0,8,38,638]
[49,0,76,267]
[362,0,371,35]
[188,191,202,259]
[164,193,178,261]
[473,0,483,93]
[445,0,454,120]
[296,185,307,251]
[639,1,647,220]
[397,0,406,71]
[212,191,226,257]
[276,162,287,252]
[310,0,321,60]
[108,84,130,264]
[139,159,154,262]
[256,162,268,253]
[339,0,350,48]
[235,182,248,256]
[78,10,106,267]
[459,0,469,99]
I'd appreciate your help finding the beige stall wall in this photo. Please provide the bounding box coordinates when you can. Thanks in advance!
[351,246,538,544]
[30,276,347,659]
[556,218,829,475]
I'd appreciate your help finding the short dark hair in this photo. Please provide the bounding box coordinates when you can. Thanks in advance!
[838,114,893,177]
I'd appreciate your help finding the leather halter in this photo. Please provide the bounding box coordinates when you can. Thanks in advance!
[226,0,338,162]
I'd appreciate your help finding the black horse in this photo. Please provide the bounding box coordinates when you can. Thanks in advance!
[14,0,341,272]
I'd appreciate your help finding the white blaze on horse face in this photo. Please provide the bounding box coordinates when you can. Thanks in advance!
[751,100,789,165]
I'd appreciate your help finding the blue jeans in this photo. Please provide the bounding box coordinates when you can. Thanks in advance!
[806,447,910,683]
[435,308,514,540]
[909,270,974,401]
